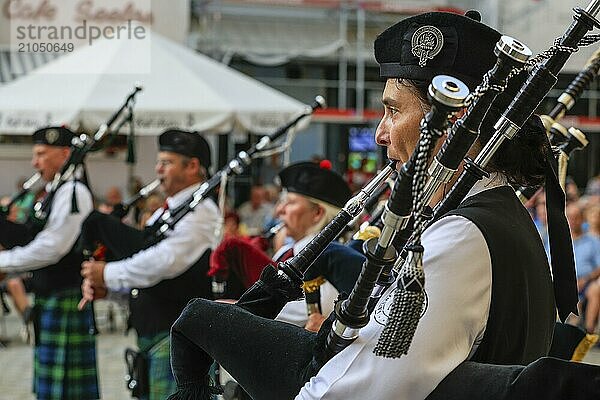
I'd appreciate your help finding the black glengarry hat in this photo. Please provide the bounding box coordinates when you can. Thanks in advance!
[375,11,501,89]
[158,129,212,169]
[277,161,351,208]
[32,126,75,147]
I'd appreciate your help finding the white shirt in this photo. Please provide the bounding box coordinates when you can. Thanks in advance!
[104,183,221,290]
[275,234,339,327]
[295,176,509,400]
[0,181,93,272]
[237,202,273,236]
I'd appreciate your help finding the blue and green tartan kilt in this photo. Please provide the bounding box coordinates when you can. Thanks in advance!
[138,332,176,400]
[33,288,99,400]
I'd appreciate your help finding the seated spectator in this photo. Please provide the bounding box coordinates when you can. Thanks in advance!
[223,211,242,239]
[138,193,165,228]
[97,186,124,214]
[566,202,600,333]
[585,174,600,204]
[585,203,600,239]
[565,176,580,203]
[237,185,273,236]
[532,191,549,254]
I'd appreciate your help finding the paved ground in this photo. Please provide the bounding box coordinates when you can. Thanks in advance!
[1,298,600,399]
[0,298,135,400]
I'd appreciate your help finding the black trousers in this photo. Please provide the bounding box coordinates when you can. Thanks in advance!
[171,297,600,400]
[171,298,317,400]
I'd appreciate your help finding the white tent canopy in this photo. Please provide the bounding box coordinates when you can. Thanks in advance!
[0,31,308,135]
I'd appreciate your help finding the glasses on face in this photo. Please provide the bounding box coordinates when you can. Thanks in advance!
[156,159,176,168]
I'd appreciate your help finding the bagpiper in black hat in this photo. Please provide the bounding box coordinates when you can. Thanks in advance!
[32,126,75,147]
[158,129,212,170]
[277,161,352,209]
[374,10,500,89]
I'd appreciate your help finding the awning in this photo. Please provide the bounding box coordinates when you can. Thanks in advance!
[191,14,391,66]
[0,48,62,84]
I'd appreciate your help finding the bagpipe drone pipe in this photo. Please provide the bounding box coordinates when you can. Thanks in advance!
[31,84,143,236]
[516,46,600,202]
[321,74,471,360]
[140,97,325,250]
[0,86,142,254]
[362,35,534,316]
[110,179,161,220]
[78,96,325,265]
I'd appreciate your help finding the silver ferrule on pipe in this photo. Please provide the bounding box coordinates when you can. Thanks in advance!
[558,93,576,111]
[378,206,407,248]
[475,116,518,168]
[23,172,41,190]
[420,159,456,205]
[332,320,360,341]
[255,137,271,152]
[139,179,161,197]
[342,163,395,215]
[94,124,109,142]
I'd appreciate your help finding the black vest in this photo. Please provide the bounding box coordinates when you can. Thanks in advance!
[128,213,214,337]
[29,249,84,296]
[448,186,555,364]
[25,183,85,296]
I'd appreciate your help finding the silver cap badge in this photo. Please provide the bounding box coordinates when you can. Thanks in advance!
[411,26,444,67]
[45,129,59,144]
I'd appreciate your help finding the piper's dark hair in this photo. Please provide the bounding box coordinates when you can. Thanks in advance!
[478,107,547,187]
[401,77,547,187]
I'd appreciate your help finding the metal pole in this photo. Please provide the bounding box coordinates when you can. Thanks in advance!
[356,5,365,118]
[338,4,348,110]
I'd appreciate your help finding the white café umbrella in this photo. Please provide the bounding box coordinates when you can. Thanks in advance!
[0,30,308,135]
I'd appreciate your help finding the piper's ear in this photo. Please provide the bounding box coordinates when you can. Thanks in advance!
[61,146,71,159]
[313,205,326,224]
[187,156,200,170]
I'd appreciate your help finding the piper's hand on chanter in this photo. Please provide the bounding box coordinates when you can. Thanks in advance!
[81,259,107,288]
[305,312,327,332]
[78,260,108,310]
[78,278,108,310]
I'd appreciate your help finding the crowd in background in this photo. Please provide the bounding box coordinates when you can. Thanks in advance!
[527,174,600,334]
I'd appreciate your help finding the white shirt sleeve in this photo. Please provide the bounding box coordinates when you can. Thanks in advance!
[103,199,220,290]
[0,181,93,272]
[295,215,492,400]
